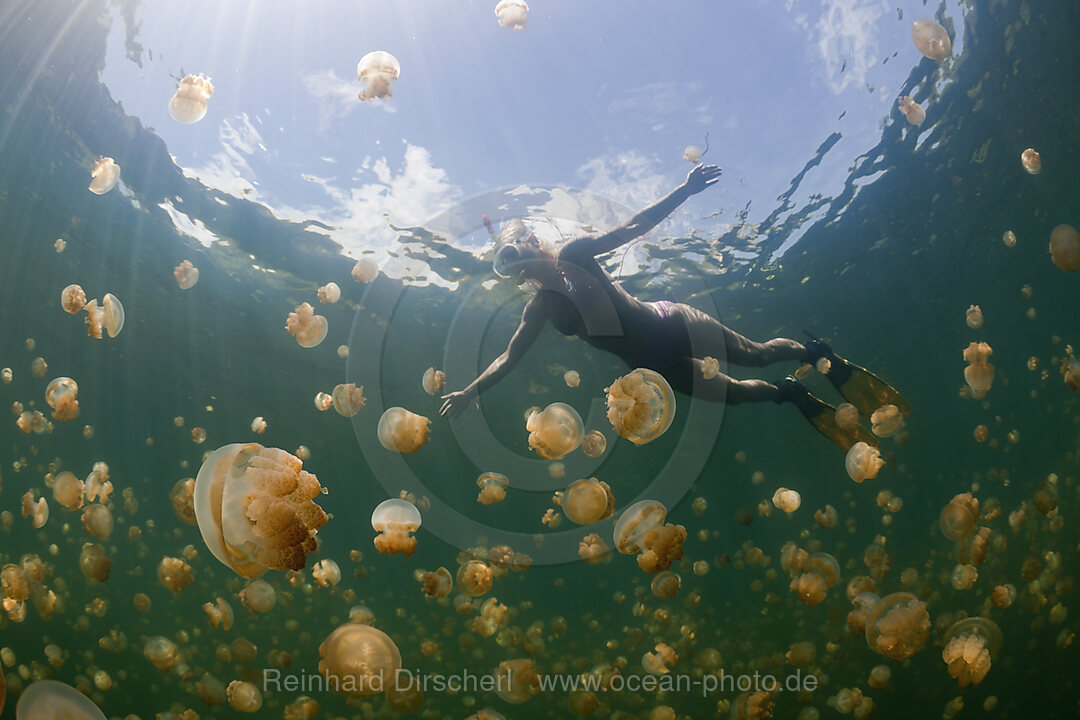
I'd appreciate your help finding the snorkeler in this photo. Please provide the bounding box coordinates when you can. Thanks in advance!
[439,164,907,449]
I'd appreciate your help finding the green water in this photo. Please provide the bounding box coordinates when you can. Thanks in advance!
[1,0,1079,718]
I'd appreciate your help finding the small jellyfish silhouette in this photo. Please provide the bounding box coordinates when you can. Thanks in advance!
[605,368,676,445]
[772,487,801,514]
[580,429,607,458]
[563,369,580,388]
[317,282,341,304]
[1020,148,1042,175]
[477,472,509,505]
[352,257,379,283]
[250,416,267,434]
[941,617,1002,687]
[835,403,859,431]
[870,404,904,437]
[286,302,328,348]
[101,293,125,338]
[1049,224,1080,272]
[962,342,994,398]
[495,0,529,30]
[526,402,584,459]
[331,383,365,416]
[683,146,702,164]
[357,51,400,101]
[965,305,983,329]
[88,157,120,195]
[193,443,329,577]
[911,19,951,60]
[16,680,106,719]
[45,377,79,421]
[61,284,86,314]
[174,260,199,289]
[897,97,925,125]
[377,407,431,453]
[1002,230,1017,247]
[371,499,421,557]
[168,74,214,124]
[422,367,446,395]
[700,356,719,380]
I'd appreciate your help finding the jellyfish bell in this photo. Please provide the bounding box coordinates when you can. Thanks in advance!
[605,368,675,445]
[15,679,106,720]
[870,405,904,437]
[331,383,365,416]
[88,157,120,195]
[940,493,979,540]
[168,73,214,124]
[352,257,379,283]
[1049,224,1080,272]
[476,472,509,505]
[174,260,200,289]
[377,407,431,453]
[371,498,422,557]
[53,471,85,510]
[317,282,341,304]
[457,560,494,596]
[865,592,930,660]
[45,377,79,421]
[101,293,124,337]
[495,0,529,30]
[286,302,328,348]
[912,19,951,60]
[239,579,277,613]
[318,623,402,697]
[193,443,329,578]
[897,97,925,125]
[561,478,615,525]
[422,367,446,395]
[1021,148,1042,175]
[60,284,86,314]
[581,429,607,458]
[846,442,884,483]
[563,369,580,388]
[526,402,584,459]
[942,617,1002,687]
[357,50,400,101]
[835,403,859,431]
[962,342,994,398]
[965,305,983,329]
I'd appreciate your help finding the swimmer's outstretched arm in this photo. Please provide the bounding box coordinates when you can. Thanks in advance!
[567,163,722,258]
[440,296,548,418]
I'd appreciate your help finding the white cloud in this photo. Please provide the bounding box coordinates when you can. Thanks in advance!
[607,81,714,130]
[575,151,669,219]
[180,113,263,199]
[808,0,887,94]
[301,68,359,130]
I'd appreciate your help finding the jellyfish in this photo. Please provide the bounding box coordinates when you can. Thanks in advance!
[331,383,365,416]
[870,404,904,437]
[352,257,379,283]
[789,553,839,607]
[377,407,431,453]
[785,641,816,668]
[174,260,199,289]
[700,355,720,380]
[651,571,681,599]
[950,563,978,590]
[168,73,214,123]
[563,369,581,387]
[941,617,1002,687]
[43,377,79,422]
[314,391,333,411]
[357,51,400,101]
[227,680,262,712]
[319,623,402,697]
[251,416,267,434]
[865,592,930,660]
[312,558,342,587]
[193,443,329,578]
[845,442,884,483]
[421,567,453,597]
[61,284,86,314]
[76,543,109,582]
[580,429,607,458]
[1021,147,1042,175]
[203,597,234,630]
[559,478,614,525]
[53,471,85,510]
[642,643,677,675]
[371,498,421,557]
[15,680,106,719]
[1033,480,1058,515]
[526,402,583,459]
[88,157,120,194]
[422,367,446,395]
[144,635,178,671]
[683,146,702,164]
[962,342,994,398]
[495,659,540,704]
[613,500,687,574]
[495,0,529,29]
[1,367,10,383]
[772,487,801,514]
[605,368,676,445]
[83,298,105,338]
[965,305,983,329]
[22,495,49,528]
[476,472,509,505]
[158,556,194,594]
[457,560,494,596]
[286,302,329,348]
[239,579,277,613]
[82,503,113,540]
[1060,349,1080,391]
[911,19,951,60]
[85,464,113,503]
[1049,224,1080,272]
[897,97,925,125]
[317,282,341,304]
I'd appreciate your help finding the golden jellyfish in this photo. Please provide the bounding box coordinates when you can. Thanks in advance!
[317,282,341,304]
[23,495,48,528]
[605,368,675,445]
[951,563,978,590]
[559,477,615,525]
[835,402,859,431]
[52,471,85,511]
[60,284,86,314]
[870,404,903,437]
[642,642,677,675]
[563,369,580,387]
[683,146,702,164]
[331,383,365,416]
[476,472,509,505]
[965,305,983,329]
[78,543,110,582]
[495,0,529,30]
[846,442,884,483]
[312,558,342,587]
[88,157,120,194]
[227,680,263,712]
[144,635,178,671]
[942,617,1002,687]
[1060,349,1080,390]
[168,73,214,124]
[386,675,424,713]
[912,19,951,60]
[578,534,610,563]
[700,356,719,380]
[196,675,227,705]
[371,498,421,557]
[170,478,196,525]
[203,597,234,630]
[315,391,333,411]
[377,407,431,453]
[1033,480,1058,515]
[867,664,891,690]
[54,237,66,252]
[940,492,978,540]
[81,503,113,539]
[1020,147,1042,175]
[44,377,79,421]
[962,341,994,398]
[785,641,816,668]
[466,710,506,720]
[1002,229,1017,247]
[865,592,930,660]
[158,556,194,594]
[286,302,328,348]
[174,260,199,289]
[897,97,925,125]
[421,567,453,597]
[86,463,113,502]
[1049,224,1080,272]
[193,443,329,577]
[526,402,583,459]
[352,257,379,283]
[239,579,277,613]
[357,51,400,101]
[580,430,607,458]
[457,560,494,596]
[337,344,349,358]
[250,416,267,434]
[613,500,687,574]
[495,658,540,704]
[815,504,838,528]
[15,680,106,719]
[30,356,47,378]
[422,367,446,395]
[651,571,681,599]
[318,623,402,697]
[772,487,801,514]
[1,367,10,383]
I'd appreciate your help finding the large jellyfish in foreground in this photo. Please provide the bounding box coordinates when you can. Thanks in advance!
[168,74,214,124]
[495,0,529,30]
[1049,224,1080,272]
[371,498,421,557]
[864,592,930,660]
[526,402,583,459]
[88,157,120,194]
[962,341,994,398]
[941,617,1002,687]
[377,407,431,453]
[357,51,400,101]
[319,624,401,697]
[911,19,951,60]
[605,368,675,445]
[193,443,329,578]
[613,500,687,574]
[16,679,106,719]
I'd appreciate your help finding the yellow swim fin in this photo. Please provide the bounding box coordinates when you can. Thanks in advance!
[776,377,879,451]
[804,334,911,419]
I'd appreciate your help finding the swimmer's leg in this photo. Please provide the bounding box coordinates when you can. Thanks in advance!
[687,358,779,404]
[676,305,806,368]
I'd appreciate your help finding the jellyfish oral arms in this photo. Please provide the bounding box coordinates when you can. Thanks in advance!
[286,303,328,348]
[371,498,422,557]
[613,500,687,574]
[169,74,214,124]
[357,51,400,101]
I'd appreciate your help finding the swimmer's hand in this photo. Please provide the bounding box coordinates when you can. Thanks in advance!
[684,163,722,194]
[440,388,477,419]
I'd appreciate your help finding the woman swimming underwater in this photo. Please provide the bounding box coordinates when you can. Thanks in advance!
[439,164,907,448]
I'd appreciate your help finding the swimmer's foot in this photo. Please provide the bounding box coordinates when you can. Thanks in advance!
[802,331,912,419]
[774,376,877,451]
